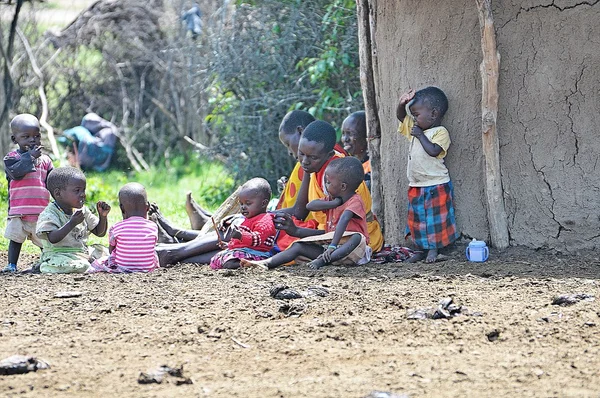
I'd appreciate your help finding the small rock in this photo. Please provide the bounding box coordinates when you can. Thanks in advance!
[0,356,50,375]
[54,291,83,298]
[486,330,500,342]
[552,293,594,306]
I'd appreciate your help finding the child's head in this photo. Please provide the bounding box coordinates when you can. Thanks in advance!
[47,167,87,210]
[238,177,272,218]
[297,120,336,174]
[324,156,364,198]
[341,111,367,157]
[409,86,448,130]
[118,182,149,219]
[278,110,316,160]
[10,114,41,152]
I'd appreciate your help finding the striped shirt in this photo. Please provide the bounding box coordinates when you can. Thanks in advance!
[5,151,53,222]
[108,217,159,272]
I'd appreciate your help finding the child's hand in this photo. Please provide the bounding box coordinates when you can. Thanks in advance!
[399,88,415,106]
[273,212,296,234]
[69,209,85,226]
[411,125,424,138]
[218,241,229,249]
[223,225,242,241]
[28,145,43,159]
[96,201,111,217]
[322,246,336,262]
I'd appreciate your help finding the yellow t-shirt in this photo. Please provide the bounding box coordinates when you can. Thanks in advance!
[398,110,451,187]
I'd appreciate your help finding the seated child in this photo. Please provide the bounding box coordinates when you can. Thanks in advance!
[209,178,277,270]
[35,167,111,273]
[396,86,459,263]
[3,114,53,273]
[241,157,371,270]
[88,182,159,273]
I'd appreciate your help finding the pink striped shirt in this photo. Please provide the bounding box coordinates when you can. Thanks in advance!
[108,217,159,272]
[5,151,53,222]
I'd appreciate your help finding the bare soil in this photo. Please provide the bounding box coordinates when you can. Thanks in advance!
[1,243,599,397]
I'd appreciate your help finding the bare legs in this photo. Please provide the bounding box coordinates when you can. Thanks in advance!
[185,192,211,230]
[406,248,438,263]
[241,234,362,270]
[156,232,220,266]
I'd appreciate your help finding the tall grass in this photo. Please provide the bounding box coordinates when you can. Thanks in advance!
[0,157,235,254]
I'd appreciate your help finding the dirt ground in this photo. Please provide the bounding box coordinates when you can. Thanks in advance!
[0,243,599,397]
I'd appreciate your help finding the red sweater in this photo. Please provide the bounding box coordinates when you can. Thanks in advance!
[228,212,276,252]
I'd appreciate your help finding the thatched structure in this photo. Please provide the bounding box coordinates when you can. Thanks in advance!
[358,0,600,253]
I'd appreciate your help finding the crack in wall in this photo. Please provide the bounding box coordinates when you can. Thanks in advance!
[506,1,600,28]
[565,64,585,168]
[517,59,570,242]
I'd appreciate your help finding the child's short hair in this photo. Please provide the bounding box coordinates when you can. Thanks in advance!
[301,120,336,153]
[414,86,449,118]
[47,167,85,198]
[10,114,40,133]
[119,183,148,210]
[279,110,315,135]
[241,177,272,201]
[346,111,366,128]
[326,157,364,192]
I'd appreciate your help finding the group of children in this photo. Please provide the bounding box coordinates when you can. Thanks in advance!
[2,85,459,274]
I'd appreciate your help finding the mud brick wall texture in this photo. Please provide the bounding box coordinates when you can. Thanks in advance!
[371,0,600,253]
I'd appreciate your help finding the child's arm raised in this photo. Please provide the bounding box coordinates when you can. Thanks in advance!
[47,210,85,244]
[4,150,36,180]
[411,126,443,157]
[92,201,111,237]
[396,89,415,121]
[306,197,342,212]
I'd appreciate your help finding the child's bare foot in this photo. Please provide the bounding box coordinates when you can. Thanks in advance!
[307,257,327,269]
[425,249,438,263]
[406,251,426,263]
[239,258,269,270]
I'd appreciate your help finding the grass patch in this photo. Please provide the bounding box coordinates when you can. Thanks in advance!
[0,157,235,257]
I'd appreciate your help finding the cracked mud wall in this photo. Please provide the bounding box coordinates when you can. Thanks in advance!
[371,0,600,252]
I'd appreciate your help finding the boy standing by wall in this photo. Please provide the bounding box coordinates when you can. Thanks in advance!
[396,87,459,263]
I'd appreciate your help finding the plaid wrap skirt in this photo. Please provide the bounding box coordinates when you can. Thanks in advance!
[405,181,459,250]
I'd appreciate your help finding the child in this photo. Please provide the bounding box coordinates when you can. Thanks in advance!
[242,157,371,270]
[209,178,277,270]
[341,111,371,189]
[3,114,54,273]
[35,167,111,273]
[396,86,459,263]
[88,182,159,273]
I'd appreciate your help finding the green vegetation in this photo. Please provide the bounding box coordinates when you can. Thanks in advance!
[0,157,234,255]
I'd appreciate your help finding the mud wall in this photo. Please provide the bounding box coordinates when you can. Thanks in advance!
[371,0,600,253]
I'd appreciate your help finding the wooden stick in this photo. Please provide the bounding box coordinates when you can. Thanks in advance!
[356,0,384,231]
[211,216,223,246]
[475,0,509,249]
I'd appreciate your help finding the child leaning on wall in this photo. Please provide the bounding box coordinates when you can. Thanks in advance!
[35,167,111,273]
[396,86,459,263]
[3,114,54,273]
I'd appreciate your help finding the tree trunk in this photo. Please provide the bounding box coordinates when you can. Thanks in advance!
[356,0,384,230]
[475,0,509,249]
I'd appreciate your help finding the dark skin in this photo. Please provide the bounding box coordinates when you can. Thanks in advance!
[397,89,445,263]
[241,169,362,270]
[113,190,150,254]
[278,138,334,221]
[6,118,44,266]
[47,178,110,244]
[341,115,368,163]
